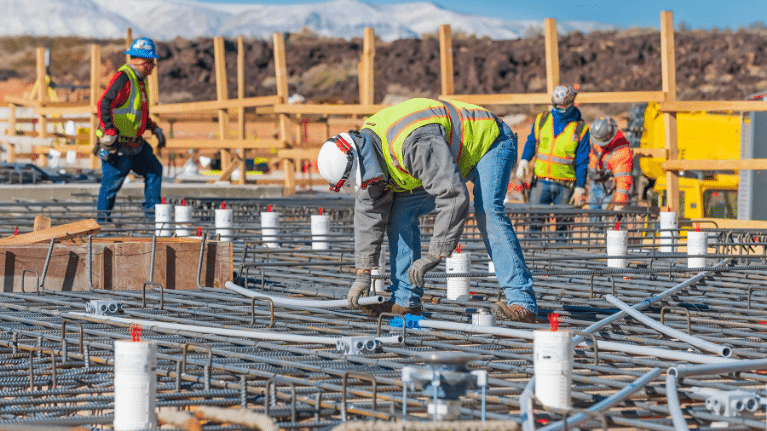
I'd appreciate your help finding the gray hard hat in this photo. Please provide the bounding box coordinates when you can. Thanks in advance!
[590,116,618,146]
[551,85,577,109]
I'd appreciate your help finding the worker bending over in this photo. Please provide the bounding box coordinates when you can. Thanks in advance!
[317,98,537,323]
[587,116,633,211]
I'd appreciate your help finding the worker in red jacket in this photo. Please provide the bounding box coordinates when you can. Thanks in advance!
[96,37,166,223]
[587,116,633,210]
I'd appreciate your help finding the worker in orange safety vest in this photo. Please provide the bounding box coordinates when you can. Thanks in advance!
[587,116,633,211]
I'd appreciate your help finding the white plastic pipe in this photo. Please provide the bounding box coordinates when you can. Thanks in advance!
[534,330,573,409]
[445,253,471,300]
[487,259,496,279]
[174,205,192,237]
[605,294,731,357]
[225,281,386,308]
[471,309,495,326]
[606,229,628,268]
[371,268,388,294]
[660,211,678,253]
[114,340,157,431]
[260,211,280,248]
[687,230,708,269]
[215,208,234,242]
[72,313,402,346]
[310,214,330,250]
[154,204,173,237]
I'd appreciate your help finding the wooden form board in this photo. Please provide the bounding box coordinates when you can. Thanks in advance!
[0,219,100,245]
[0,238,231,293]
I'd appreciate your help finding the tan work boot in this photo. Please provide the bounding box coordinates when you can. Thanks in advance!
[491,302,537,323]
[360,300,422,317]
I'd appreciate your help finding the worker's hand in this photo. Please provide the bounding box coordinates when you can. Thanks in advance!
[407,253,441,287]
[348,272,371,308]
[569,186,587,206]
[515,159,529,180]
[614,204,625,211]
[153,127,166,150]
[99,133,119,151]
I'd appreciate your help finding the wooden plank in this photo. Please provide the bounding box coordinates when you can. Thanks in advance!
[33,145,95,155]
[661,10,679,213]
[33,216,51,232]
[236,35,246,185]
[164,138,285,150]
[277,148,321,160]
[576,91,666,103]
[0,219,100,245]
[90,44,101,169]
[360,27,375,105]
[439,24,454,96]
[125,28,132,64]
[688,218,767,230]
[213,37,231,174]
[273,103,388,115]
[544,18,560,94]
[660,100,767,112]
[273,32,294,195]
[440,93,550,105]
[662,159,767,171]
[35,47,48,143]
[151,96,282,114]
[633,148,667,158]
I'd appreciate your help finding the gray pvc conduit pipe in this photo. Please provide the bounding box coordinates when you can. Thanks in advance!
[521,259,730,431]
[536,367,662,431]
[666,358,767,431]
[69,313,403,345]
[605,294,732,357]
[225,281,385,308]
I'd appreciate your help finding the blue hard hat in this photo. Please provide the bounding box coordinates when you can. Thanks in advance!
[124,37,160,59]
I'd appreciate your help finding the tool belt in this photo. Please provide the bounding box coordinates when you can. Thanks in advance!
[538,177,576,190]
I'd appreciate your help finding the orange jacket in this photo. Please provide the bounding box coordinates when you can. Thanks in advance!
[588,130,633,204]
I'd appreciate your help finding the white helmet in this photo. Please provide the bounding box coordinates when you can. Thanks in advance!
[317,132,361,192]
[590,116,618,146]
[552,84,577,112]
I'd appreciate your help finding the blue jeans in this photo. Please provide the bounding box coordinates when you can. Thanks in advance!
[97,143,162,222]
[588,180,610,210]
[387,124,537,313]
[528,179,574,236]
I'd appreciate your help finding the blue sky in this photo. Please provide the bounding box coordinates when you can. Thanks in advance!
[201,0,766,31]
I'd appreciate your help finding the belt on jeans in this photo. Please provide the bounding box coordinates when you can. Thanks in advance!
[539,177,575,188]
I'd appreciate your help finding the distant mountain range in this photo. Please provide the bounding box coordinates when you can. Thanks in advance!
[1,0,614,41]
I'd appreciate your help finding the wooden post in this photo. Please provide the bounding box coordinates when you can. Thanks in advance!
[439,24,454,97]
[544,18,560,94]
[236,35,246,185]
[273,33,294,195]
[359,27,375,105]
[7,103,16,162]
[35,47,48,165]
[213,36,231,176]
[89,44,101,169]
[125,28,132,64]
[661,11,680,213]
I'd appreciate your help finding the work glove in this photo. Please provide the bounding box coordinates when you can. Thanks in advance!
[99,132,119,152]
[347,272,372,308]
[153,127,166,150]
[515,159,529,180]
[569,186,587,206]
[407,253,441,287]
[614,204,625,211]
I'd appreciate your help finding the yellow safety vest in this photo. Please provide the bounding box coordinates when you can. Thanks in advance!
[533,112,587,181]
[362,98,500,191]
[110,65,145,138]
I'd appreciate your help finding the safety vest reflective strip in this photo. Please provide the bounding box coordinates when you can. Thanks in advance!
[533,113,585,181]
[111,65,144,138]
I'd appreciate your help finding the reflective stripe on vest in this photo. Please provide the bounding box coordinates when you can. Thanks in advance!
[111,65,145,138]
[533,112,585,181]
[363,98,499,191]
[601,144,630,169]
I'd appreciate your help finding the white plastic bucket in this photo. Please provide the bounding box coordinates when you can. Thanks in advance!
[310,214,330,250]
[174,205,191,237]
[660,211,678,253]
[371,268,387,294]
[472,308,496,326]
[154,204,172,237]
[446,253,471,300]
[687,231,709,269]
[534,330,573,409]
[114,340,157,430]
[215,208,233,242]
[606,229,628,268]
[260,211,280,248]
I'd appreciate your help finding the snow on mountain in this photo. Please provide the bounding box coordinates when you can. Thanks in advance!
[0,0,615,41]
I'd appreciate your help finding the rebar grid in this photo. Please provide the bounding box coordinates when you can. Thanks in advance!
[0,199,765,430]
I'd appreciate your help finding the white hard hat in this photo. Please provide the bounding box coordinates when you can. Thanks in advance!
[590,116,618,146]
[552,84,577,110]
[317,132,361,192]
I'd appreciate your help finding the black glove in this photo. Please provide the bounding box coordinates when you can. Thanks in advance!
[407,253,441,287]
[348,272,372,308]
[154,127,166,150]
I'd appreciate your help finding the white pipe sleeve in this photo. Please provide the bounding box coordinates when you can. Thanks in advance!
[225,281,385,308]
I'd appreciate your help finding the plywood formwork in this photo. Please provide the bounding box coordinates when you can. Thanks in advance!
[0,238,231,292]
